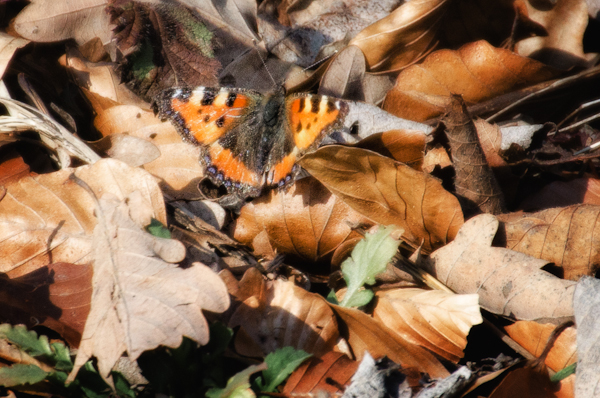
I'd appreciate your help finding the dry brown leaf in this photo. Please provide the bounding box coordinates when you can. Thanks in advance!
[299,145,463,253]
[0,159,165,278]
[228,278,339,357]
[488,361,557,398]
[518,177,600,211]
[373,288,482,363]
[497,205,600,280]
[319,45,366,102]
[424,214,576,322]
[349,0,450,72]
[504,321,577,373]
[383,40,557,122]
[444,95,506,215]
[354,129,427,170]
[283,351,358,396]
[516,0,588,69]
[329,304,450,379]
[0,262,92,347]
[90,134,161,168]
[13,0,112,45]
[59,49,149,110]
[0,33,29,79]
[233,177,370,262]
[93,105,205,199]
[68,193,229,382]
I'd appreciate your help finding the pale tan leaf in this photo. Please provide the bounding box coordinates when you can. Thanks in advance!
[516,0,588,69]
[228,278,339,357]
[14,0,112,45]
[319,45,366,101]
[424,214,576,322]
[0,33,29,80]
[0,159,165,278]
[68,193,229,381]
[373,288,482,362]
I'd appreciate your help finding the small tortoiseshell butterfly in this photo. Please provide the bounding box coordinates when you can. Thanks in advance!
[156,87,348,204]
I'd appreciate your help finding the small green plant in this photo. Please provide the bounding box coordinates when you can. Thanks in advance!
[0,324,134,397]
[337,225,401,307]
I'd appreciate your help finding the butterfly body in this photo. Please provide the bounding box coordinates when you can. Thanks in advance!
[156,86,348,202]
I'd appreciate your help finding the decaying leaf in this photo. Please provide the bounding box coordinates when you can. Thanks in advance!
[383,40,557,121]
[424,214,576,322]
[107,0,220,100]
[518,177,600,211]
[69,193,229,382]
[300,145,464,253]
[233,177,370,262]
[0,33,30,79]
[497,205,600,280]
[574,276,600,397]
[444,95,506,215]
[373,288,482,363]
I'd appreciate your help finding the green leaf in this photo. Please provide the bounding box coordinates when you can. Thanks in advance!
[550,362,576,383]
[206,363,266,398]
[0,364,48,387]
[145,218,171,238]
[51,341,73,371]
[339,226,401,307]
[326,289,339,304]
[0,324,53,357]
[257,347,312,393]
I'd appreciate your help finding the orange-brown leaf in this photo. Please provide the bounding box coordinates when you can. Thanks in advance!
[383,40,557,121]
[300,145,463,253]
[497,205,600,280]
[330,304,449,379]
[233,177,370,261]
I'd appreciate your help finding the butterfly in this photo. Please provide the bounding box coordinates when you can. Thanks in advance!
[156,86,348,205]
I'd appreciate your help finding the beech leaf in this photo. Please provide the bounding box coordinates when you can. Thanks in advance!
[339,226,401,307]
[67,194,230,382]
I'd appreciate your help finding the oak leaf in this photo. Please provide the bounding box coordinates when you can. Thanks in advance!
[68,193,229,382]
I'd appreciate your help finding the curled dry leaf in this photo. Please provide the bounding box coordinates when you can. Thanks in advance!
[424,214,576,323]
[0,159,165,278]
[349,0,451,72]
[515,0,588,69]
[319,46,366,102]
[13,0,112,45]
[497,205,600,281]
[233,177,371,262]
[329,304,449,379]
[373,288,482,363]
[383,40,557,122]
[69,193,230,382]
[504,321,577,373]
[299,145,463,253]
[227,277,339,357]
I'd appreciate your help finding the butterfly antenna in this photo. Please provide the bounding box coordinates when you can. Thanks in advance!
[253,39,278,89]
[284,51,339,85]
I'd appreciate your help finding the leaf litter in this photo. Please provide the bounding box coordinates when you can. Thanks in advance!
[1,0,600,396]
